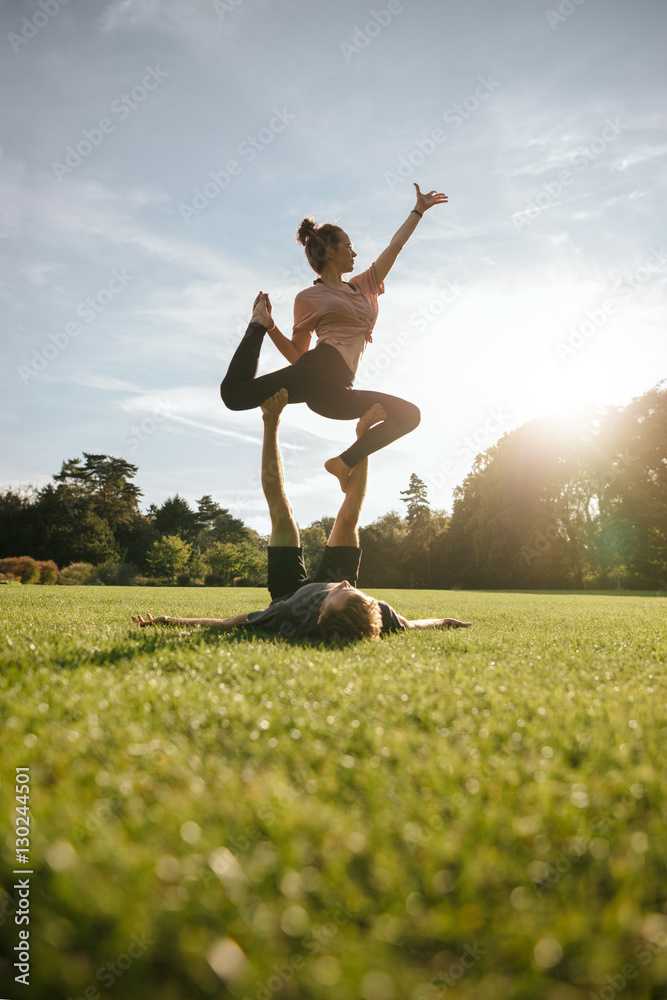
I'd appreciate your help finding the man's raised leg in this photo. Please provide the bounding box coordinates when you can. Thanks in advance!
[326,404,385,547]
[261,389,299,547]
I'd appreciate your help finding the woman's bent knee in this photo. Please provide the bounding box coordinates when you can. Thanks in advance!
[220,381,243,411]
[405,402,421,432]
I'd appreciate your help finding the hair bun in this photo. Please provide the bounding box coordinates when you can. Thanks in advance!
[297,217,318,246]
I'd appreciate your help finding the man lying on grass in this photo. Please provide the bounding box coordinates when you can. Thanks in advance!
[133,390,471,643]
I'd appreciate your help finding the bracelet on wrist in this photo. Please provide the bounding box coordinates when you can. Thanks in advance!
[411,208,423,218]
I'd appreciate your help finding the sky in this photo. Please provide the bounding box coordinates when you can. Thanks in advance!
[2,0,666,536]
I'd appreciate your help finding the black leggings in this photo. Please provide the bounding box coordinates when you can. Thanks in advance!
[220,324,420,468]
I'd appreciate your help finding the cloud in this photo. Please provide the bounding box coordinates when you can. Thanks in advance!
[22,261,64,286]
[70,374,143,392]
[97,0,168,34]
[613,142,667,172]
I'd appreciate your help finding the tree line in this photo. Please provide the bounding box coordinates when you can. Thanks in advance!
[1,382,664,589]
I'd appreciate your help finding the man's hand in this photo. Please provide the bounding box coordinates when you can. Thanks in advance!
[406,617,472,629]
[132,613,169,626]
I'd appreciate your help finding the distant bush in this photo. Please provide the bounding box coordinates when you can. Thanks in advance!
[204,573,225,587]
[0,556,41,584]
[37,560,59,585]
[176,573,191,586]
[59,562,98,586]
[93,561,138,586]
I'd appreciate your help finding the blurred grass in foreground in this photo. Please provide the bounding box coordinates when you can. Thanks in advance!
[1,586,666,1000]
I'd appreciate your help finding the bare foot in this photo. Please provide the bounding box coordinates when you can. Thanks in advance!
[356,402,386,438]
[325,455,352,493]
[250,291,274,330]
[261,388,289,423]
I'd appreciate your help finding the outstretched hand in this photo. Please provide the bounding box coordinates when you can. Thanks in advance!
[439,618,471,628]
[132,613,169,626]
[414,182,448,213]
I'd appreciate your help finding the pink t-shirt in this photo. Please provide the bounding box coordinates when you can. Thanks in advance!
[292,263,385,375]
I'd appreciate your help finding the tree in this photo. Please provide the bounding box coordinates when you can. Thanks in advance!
[400,473,431,524]
[205,538,267,585]
[195,496,249,548]
[146,535,192,579]
[0,489,37,559]
[148,495,197,540]
[441,388,667,589]
[53,453,141,533]
[300,525,327,575]
[308,515,335,538]
[358,512,408,588]
[33,485,119,566]
[398,474,445,586]
[597,382,667,583]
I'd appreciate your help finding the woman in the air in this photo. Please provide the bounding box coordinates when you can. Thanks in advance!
[220,182,447,491]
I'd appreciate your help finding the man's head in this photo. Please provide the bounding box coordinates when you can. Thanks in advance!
[317,580,382,643]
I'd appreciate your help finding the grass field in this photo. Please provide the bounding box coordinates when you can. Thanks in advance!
[1,585,666,1000]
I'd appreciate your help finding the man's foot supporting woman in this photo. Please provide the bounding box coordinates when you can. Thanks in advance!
[325,403,386,492]
[261,387,288,424]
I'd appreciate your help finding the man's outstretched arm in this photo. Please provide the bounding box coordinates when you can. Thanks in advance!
[132,613,249,628]
[404,617,471,629]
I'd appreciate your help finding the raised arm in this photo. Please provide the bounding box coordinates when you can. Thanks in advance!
[373,183,448,285]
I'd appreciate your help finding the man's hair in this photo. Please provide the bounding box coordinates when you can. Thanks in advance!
[318,592,382,644]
